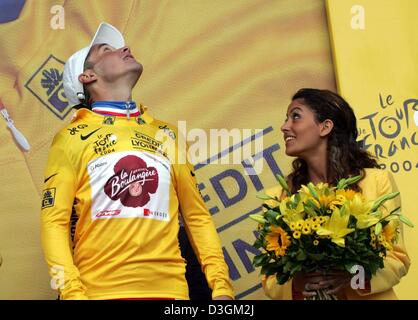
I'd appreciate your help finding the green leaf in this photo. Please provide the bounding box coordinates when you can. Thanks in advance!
[265,209,279,220]
[277,273,290,285]
[290,263,302,275]
[296,250,307,261]
[399,215,415,228]
[261,264,278,276]
[253,254,269,267]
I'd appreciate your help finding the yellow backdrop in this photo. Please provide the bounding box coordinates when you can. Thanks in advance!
[326,0,417,299]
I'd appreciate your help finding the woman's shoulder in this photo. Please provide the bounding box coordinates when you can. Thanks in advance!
[360,168,398,196]
[362,167,393,183]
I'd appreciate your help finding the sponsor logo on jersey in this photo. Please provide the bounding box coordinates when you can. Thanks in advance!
[67,124,88,135]
[88,151,170,221]
[143,208,168,219]
[103,116,116,125]
[93,133,117,156]
[158,125,176,140]
[42,188,56,209]
[80,128,101,140]
[131,131,168,158]
[88,161,108,173]
[104,155,159,208]
[44,173,58,183]
[25,55,72,119]
[95,209,122,218]
[136,115,146,125]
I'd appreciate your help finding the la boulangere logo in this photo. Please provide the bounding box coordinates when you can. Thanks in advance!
[104,155,159,208]
[25,55,72,120]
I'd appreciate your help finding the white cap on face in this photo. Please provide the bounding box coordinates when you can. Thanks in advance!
[63,22,125,107]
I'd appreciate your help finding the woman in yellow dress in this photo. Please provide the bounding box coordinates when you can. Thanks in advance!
[262,88,410,300]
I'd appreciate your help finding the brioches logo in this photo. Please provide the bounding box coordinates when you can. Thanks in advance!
[25,55,72,119]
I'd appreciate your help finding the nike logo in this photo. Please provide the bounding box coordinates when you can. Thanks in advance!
[44,173,58,183]
[80,128,101,140]
[190,170,195,177]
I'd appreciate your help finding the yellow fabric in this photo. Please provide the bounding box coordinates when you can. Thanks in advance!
[262,168,410,300]
[41,107,234,300]
[325,0,418,299]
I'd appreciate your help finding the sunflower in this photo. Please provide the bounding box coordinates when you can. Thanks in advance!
[382,223,396,249]
[265,226,291,257]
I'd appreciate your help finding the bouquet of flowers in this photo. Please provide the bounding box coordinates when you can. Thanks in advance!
[250,175,413,299]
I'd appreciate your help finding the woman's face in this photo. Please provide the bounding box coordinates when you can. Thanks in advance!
[280,98,328,158]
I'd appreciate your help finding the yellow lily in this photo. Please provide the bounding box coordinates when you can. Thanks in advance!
[280,196,304,224]
[316,207,355,247]
[345,194,378,229]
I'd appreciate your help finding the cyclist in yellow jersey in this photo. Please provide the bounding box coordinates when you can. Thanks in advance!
[41,22,234,300]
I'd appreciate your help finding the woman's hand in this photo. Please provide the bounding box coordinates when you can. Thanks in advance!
[213,295,233,300]
[293,270,352,298]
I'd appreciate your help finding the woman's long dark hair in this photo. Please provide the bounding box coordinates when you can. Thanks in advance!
[287,88,380,193]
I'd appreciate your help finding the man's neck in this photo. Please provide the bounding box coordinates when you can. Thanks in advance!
[93,92,133,102]
[91,83,134,102]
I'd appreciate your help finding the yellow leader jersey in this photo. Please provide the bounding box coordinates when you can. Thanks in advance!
[41,106,234,300]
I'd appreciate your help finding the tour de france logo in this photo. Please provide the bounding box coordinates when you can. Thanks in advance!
[104,155,159,208]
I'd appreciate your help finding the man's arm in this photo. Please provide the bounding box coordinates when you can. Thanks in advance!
[174,158,234,299]
[41,139,88,299]
[178,222,212,300]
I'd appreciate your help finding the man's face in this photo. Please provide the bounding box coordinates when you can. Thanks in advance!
[84,43,143,86]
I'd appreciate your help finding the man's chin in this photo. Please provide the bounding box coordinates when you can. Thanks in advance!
[127,63,143,84]
[133,62,143,77]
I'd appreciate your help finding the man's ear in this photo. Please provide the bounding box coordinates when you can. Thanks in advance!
[320,119,334,137]
[78,70,97,85]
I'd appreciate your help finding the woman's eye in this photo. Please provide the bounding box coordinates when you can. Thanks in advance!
[291,113,300,120]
